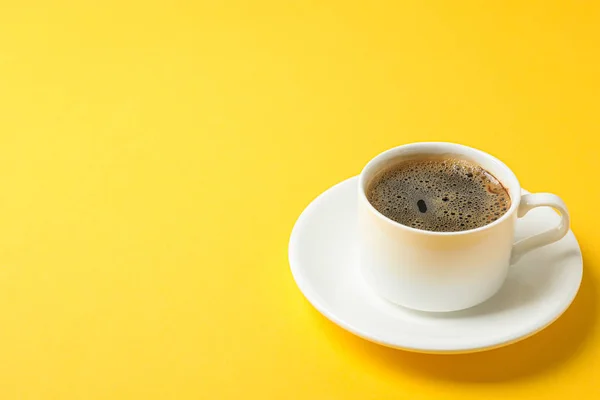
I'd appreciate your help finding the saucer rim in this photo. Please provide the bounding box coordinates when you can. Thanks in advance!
[288,176,583,354]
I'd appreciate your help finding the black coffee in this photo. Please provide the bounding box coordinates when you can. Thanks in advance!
[366,157,511,232]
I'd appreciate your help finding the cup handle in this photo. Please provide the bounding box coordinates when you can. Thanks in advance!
[510,193,570,264]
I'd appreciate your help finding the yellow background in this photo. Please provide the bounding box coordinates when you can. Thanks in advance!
[0,1,598,398]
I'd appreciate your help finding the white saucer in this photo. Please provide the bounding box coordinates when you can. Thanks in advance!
[289,177,583,353]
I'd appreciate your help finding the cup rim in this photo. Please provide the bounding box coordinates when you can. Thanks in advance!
[358,142,521,236]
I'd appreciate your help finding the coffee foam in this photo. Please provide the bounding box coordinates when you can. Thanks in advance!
[366,157,511,232]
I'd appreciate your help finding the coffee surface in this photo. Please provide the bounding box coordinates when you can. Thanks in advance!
[366,157,511,232]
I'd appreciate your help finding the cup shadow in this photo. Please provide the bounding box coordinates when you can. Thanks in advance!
[310,249,597,383]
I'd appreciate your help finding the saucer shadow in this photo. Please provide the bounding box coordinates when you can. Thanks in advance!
[310,249,597,383]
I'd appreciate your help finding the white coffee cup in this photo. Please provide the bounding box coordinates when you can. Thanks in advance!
[358,142,570,312]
